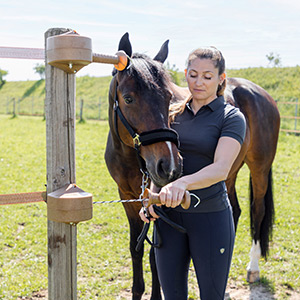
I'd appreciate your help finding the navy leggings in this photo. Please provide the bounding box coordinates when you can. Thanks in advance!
[154,207,235,300]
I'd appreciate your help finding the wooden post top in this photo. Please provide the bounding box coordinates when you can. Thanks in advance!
[47,184,93,224]
[46,30,128,73]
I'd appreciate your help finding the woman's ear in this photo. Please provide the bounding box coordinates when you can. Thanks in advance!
[217,73,227,96]
[219,73,226,85]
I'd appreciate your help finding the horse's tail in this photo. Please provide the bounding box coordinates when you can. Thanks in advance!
[249,168,275,258]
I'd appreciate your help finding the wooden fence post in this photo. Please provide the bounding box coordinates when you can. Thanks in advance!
[6,97,9,114]
[294,98,298,132]
[45,27,77,300]
[12,98,16,118]
[98,97,101,120]
[32,96,34,115]
[79,99,84,123]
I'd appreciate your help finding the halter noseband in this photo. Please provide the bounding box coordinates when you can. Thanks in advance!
[113,82,179,171]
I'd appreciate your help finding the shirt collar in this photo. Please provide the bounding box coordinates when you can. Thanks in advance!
[186,95,225,112]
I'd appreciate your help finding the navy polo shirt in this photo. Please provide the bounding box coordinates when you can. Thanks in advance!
[170,95,246,213]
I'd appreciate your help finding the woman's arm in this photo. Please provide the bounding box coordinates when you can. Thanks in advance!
[159,136,242,208]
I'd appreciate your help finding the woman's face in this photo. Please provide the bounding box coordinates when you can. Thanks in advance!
[185,58,225,103]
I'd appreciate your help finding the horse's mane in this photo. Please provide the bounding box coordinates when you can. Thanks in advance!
[113,53,171,96]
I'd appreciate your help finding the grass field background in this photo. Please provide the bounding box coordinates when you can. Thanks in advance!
[0,66,299,132]
[0,115,299,299]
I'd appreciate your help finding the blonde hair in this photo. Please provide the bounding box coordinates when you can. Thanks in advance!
[169,47,226,122]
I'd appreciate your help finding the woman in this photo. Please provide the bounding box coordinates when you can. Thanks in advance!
[139,46,246,300]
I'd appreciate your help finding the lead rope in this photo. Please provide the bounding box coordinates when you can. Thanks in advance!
[136,169,160,252]
[139,169,150,209]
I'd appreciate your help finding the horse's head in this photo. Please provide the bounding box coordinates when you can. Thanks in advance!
[109,33,182,187]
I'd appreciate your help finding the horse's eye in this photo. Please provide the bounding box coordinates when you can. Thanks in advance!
[124,96,134,104]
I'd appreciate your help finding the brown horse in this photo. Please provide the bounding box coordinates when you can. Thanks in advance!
[224,77,280,282]
[105,33,280,299]
[105,33,183,300]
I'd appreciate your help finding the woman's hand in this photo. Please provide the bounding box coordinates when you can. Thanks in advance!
[159,179,188,208]
[139,205,160,223]
[138,182,162,223]
[138,179,188,223]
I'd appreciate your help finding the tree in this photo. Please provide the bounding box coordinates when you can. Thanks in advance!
[34,63,45,79]
[0,69,8,89]
[266,52,281,67]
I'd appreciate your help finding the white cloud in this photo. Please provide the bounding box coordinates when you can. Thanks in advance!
[0,15,123,28]
[1,0,300,80]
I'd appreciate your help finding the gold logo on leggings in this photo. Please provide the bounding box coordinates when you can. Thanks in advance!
[220,248,225,254]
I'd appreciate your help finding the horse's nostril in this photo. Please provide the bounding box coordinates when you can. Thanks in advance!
[156,158,179,181]
[156,158,169,178]
[168,169,177,181]
[156,159,164,177]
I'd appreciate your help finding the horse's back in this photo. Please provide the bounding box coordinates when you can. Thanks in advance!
[170,82,190,102]
[226,77,280,165]
[226,77,280,120]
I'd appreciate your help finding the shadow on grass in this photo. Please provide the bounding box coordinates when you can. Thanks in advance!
[225,277,276,300]
[21,79,45,100]
[250,276,276,299]
[259,275,275,293]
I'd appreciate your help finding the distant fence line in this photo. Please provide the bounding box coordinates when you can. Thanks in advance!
[276,98,299,134]
[0,96,109,120]
[1,96,299,133]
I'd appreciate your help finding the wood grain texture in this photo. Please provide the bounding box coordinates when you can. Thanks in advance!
[45,27,77,300]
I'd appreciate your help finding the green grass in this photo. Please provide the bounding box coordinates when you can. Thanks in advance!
[226,67,300,132]
[0,67,300,130]
[0,115,300,299]
[0,75,112,120]
[226,66,300,99]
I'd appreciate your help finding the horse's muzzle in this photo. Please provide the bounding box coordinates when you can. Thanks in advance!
[146,149,182,187]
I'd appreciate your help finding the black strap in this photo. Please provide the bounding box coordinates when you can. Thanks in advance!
[153,206,186,233]
[114,101,179,148]
[140,128,179,147]
[136,220,160,252]
[113,82,179,148]
[114,102,137,139]
[135,206,186,252]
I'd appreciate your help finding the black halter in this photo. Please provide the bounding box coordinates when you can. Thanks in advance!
[113,82,179,172]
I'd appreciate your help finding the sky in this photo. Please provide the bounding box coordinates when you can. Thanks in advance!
[0,0,299,81]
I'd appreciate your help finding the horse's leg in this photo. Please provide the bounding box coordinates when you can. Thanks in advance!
[149,245,162,300]
[226,130,249,230]
[124,205,162,300]
[246,166,274,283]
[122,202,145,300]
[226,168,243,230]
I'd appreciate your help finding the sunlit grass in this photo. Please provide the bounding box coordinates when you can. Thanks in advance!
[0,115,299,299]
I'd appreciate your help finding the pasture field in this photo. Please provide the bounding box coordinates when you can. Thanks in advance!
[0,115,299,299]
[0,66,299,132]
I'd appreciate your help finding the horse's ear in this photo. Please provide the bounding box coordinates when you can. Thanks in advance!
[118,32,132,57]
[153,40,169,63]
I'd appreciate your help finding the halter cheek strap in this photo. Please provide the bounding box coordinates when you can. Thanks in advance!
[113,82,179,149]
